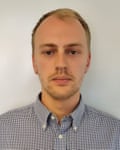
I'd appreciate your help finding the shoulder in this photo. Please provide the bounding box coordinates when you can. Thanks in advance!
[0,102,36,125]
[84,104,120,127]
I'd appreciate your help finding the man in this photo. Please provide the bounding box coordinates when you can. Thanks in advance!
[0,8,119,150]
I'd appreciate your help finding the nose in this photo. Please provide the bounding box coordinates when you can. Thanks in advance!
[55,52,68,73]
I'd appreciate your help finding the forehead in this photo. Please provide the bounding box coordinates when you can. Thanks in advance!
[34,16,87,46]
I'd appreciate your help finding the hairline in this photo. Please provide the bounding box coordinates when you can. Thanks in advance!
[32,9,91,54]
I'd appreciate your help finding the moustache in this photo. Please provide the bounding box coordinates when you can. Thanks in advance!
[48,67,74,81]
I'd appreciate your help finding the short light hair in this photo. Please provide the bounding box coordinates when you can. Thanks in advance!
[32,8,91,54]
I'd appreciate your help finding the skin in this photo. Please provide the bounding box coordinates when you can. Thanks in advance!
[32,15,91,121]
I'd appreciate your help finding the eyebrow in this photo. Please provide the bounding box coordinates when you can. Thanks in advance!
[64,43,83,48]
[39,44,57,48]
[39,43,83,49]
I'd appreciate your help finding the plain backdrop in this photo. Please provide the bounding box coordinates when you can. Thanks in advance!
[0,0,120,119]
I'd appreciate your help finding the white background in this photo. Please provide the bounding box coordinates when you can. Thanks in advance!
[0,0,120,119]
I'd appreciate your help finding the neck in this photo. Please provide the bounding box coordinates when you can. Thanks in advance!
[41,92,80,121]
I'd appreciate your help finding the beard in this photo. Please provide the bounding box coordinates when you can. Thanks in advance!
[39,67,82,101]
[42,82,80,100]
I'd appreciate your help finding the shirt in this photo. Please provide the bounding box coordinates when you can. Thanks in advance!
[0,94,120,150]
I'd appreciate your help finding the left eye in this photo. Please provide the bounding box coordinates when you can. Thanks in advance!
[66,50,78,55]
[70,50,77,54]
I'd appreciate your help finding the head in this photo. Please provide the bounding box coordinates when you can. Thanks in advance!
[32,8,91,100]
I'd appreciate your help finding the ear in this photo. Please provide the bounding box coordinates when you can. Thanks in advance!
[32,55,38,74]
[85,52,91,73]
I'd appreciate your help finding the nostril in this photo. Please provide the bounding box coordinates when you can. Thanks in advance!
[56,67,67,74]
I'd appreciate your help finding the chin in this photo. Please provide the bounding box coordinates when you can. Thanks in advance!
[47,89,79,100]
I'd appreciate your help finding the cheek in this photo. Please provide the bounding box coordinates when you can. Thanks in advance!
[38,61,45,70]
[71,61,88,76]
[37,60,54,76]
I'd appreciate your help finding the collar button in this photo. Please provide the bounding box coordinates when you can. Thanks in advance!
[42,124,46,129]
[73,126,78,131]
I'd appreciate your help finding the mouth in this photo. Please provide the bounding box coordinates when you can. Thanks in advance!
[51,77,72,85]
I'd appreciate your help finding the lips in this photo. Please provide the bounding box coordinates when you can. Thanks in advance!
[52,76,72,85]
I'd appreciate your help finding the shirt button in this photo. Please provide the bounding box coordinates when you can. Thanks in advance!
[42,124,46,129]
[58,134,63,139]
[73,126,78,131]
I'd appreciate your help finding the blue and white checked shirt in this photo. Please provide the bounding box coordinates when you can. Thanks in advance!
[0,93,120,150]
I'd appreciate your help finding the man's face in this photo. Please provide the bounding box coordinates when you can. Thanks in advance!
[32,16,91,100]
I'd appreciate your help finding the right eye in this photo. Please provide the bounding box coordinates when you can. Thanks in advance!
[42,50,55,56]
[45,50,54,55]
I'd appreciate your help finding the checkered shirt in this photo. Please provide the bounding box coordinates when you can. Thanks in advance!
[0,94,120,150]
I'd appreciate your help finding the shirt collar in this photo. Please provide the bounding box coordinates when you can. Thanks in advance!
[34,93,50,130]
[70,95,85,129]
[34,93,85,130]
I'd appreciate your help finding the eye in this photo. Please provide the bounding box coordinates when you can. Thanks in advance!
[66,49,79,55]
[42,50,55,56]
[70,50,77,55]
[46,50,54,55]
